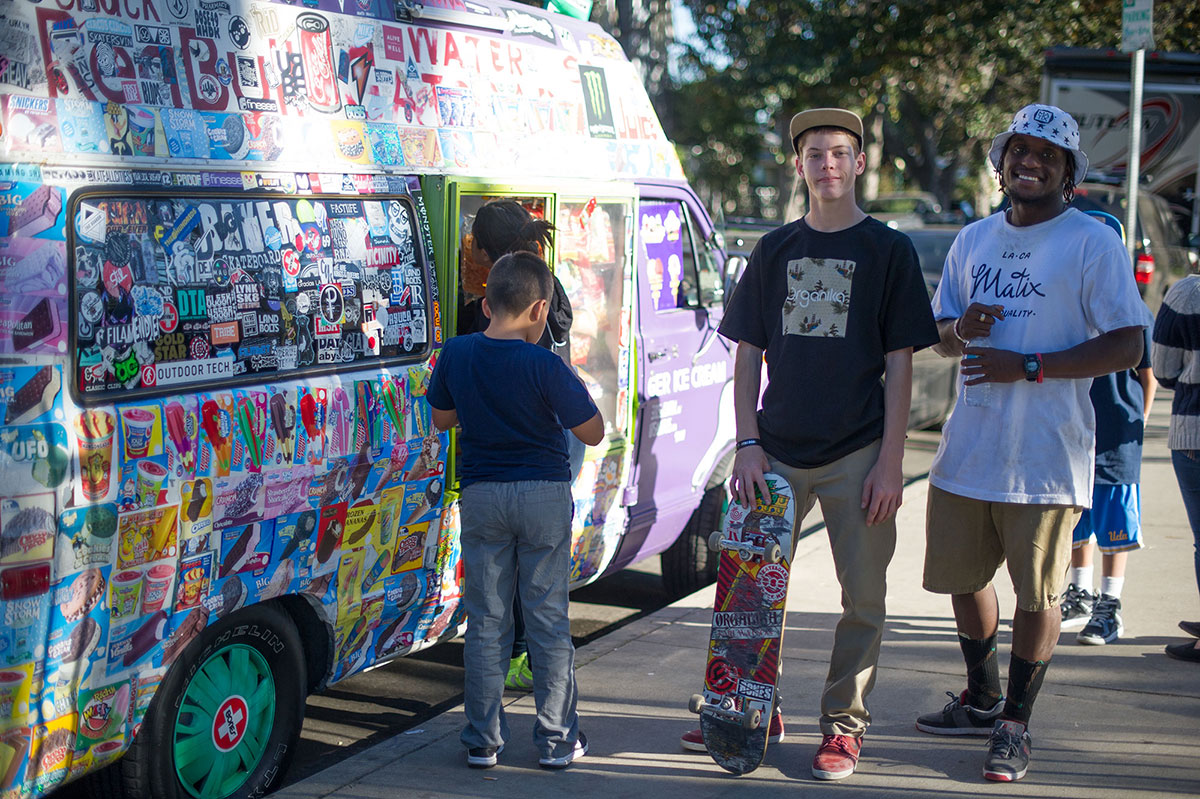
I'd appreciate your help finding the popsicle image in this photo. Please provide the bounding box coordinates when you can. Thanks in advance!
[378,380,404,444]
[123,609,168,667]
[236,396,265,472]
[269,392,295,465]
[329,388,352,457]
[165,401,194,476]
[299,390,326,465]
[405,476,443,524]
[200,399,232,475]
[403,431,442,480]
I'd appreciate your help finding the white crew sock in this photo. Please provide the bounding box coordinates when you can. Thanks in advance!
[1071,566,1094,593]
[1101,576,1124,599]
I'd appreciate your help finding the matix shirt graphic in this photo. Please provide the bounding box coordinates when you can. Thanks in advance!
[782,257,853,338]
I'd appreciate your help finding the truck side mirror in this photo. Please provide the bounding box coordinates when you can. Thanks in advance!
[723,255,747,309]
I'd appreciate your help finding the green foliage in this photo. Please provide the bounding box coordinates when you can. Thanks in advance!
[668,0,1200,217]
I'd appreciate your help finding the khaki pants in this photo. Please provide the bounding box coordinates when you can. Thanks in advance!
[769,440,895,737]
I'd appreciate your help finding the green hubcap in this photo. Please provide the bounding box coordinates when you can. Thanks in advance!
[173,643,276,799]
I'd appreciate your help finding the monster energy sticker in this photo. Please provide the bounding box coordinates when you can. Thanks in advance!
[578,65,615,139]
[782,258,853,338]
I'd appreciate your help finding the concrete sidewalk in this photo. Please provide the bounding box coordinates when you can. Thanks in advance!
[275,397,1200,799]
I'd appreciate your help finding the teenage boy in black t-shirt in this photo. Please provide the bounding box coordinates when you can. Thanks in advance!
[681,108,938,780]
[428,251,603,770]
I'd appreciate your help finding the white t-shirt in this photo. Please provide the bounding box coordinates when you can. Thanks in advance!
[929,208,1151,506]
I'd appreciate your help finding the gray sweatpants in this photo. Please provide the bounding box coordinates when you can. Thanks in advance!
[458,480,580,759]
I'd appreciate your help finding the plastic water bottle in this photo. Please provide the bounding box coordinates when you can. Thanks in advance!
[963,339,990,408]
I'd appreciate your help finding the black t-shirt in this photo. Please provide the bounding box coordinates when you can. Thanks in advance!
[718,217,939,468]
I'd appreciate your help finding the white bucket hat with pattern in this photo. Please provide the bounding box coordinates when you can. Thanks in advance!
[987,103,1089,184]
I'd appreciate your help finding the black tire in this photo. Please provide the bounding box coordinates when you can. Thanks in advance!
[117,602,307,799]
[661,484,726,599]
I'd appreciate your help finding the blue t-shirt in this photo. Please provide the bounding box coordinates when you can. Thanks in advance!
[426,333,598,486]
[1092,326,1152,485]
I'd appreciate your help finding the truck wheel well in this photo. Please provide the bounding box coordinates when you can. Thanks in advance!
[278,593,334,694]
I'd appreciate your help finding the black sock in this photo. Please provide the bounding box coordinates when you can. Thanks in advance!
[958,632,1002,709]
[1002,655,1049,726]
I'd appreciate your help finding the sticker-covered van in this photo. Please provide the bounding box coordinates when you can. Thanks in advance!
[0,1,740,796]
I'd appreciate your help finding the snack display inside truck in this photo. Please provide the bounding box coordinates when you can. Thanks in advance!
[0,1,741,796]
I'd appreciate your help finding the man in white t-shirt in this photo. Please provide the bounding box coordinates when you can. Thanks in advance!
[914,104,1150,783]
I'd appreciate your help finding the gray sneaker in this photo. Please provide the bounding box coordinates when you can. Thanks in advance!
[982,719,1031,782]
[1077,594,1123,645]
[1060,583,1095,630]
[538,732,588,769]
[916,691,1004,736]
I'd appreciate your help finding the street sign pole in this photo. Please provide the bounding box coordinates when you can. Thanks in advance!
[1121,0,1154,265]
[1125,48,1144,266]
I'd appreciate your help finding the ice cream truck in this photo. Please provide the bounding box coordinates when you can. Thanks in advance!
[0,0,742,796]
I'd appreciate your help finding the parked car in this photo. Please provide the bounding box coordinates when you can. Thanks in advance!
[863,192,943,229]
[1070,181,1191,311]
[903,226,962,429]
[722,216,780,258]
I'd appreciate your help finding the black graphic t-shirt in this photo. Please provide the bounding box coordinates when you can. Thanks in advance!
[718,217,939,468]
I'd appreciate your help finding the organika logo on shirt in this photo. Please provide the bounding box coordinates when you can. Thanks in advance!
[782,257,853,338]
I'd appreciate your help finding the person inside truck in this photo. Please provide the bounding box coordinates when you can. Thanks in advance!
[690,107,938,781]
[457,199,582,691]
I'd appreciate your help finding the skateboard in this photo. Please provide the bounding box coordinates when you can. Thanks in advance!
[689,473,796,774]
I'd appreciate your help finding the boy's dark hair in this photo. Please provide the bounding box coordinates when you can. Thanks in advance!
[473,199,555,262]
[485,251,553,317]
[794,126,862,156]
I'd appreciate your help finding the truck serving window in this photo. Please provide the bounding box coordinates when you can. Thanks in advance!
[71,194,431,399]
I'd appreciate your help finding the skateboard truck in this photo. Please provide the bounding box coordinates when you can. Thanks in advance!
[707,530,783,564]
[689,693,763,730]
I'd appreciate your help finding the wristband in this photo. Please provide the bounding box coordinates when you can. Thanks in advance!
[1036,353,1043,384]
[952,317,970,345]
[736,438,762,451]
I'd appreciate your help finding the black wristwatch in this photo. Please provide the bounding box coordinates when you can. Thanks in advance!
[1023,353,1043,383]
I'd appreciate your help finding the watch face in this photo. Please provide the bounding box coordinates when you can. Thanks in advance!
[1024,355,1039,379]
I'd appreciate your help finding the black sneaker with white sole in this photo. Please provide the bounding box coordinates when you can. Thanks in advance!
[538,732,588,769]
[1060,583,1096,631]
[1077,594,1123,645]
[466,743,504,769]
[916,690,1004,735]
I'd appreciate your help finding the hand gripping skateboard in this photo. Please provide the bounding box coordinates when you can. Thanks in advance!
[688,473,795,774]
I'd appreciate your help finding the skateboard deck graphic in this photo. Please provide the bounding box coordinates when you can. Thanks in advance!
[689,473,795,774]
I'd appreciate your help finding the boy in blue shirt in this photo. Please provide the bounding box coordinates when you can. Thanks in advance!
[428,251,603,770]
[1059,327,1155,644]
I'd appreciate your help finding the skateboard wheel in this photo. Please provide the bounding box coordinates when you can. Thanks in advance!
[743,708,762,730]
[766,543,782,563]
[708,531,723,552]
[688,694,705,714]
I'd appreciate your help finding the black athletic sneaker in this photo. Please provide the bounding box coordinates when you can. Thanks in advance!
[1077,594,1123,645]
[916,691,1004,736]
[466,744,503,769]
[1060,583,1095,631]
[982,720,1031,782]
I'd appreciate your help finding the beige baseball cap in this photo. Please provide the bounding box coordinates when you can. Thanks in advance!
[789,108,864,154]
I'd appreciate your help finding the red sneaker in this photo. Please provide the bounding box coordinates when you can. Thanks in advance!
[680,710,785,752]
[811,734,861,780]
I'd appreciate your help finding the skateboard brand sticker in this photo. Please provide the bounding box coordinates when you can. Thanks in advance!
[756,564,789,603]
[735,678,773,703]
[212,695,248,752]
